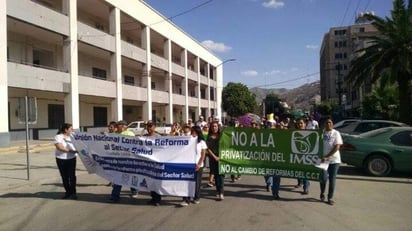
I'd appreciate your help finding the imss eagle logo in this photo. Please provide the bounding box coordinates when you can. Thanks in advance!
[291,131,319,154]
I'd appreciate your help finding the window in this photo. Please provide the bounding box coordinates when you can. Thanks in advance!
[210,88,215,100]
[334,41,347,48]
[151,81,156,89]
[124,75,135,86]
[95,23,104,31]
[200,88,206,99]
[209,67,214,80]
[334,29,347,36]
[92,67,107,79]
[359,27,365,33]
[391,131,412,146]
[126,37,134,44]
[48,104,64,129]
[335,64,348,71]
[93,107,107,127]
[33,49,54,68]
[335,53,347,60]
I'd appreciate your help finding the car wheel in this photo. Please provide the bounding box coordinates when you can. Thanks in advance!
[364,155,392,177]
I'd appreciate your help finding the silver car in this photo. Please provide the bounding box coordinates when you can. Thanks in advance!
[337,120,409,135]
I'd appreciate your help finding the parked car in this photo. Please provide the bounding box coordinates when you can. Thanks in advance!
[127,121,172,136]
[336,120,409,135]
[341,127,412,176]
[333,119,360,129]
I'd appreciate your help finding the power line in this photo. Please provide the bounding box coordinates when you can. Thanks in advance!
[340,0,352,26]
[362,0,372,12]
[351,0,362,23]
[251,72,319,88]
[149,0,214,26]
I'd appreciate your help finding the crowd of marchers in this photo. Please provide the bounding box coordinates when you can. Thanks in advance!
[52,113,343,207]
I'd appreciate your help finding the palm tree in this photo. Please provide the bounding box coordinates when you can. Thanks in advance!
[347,0,412,125]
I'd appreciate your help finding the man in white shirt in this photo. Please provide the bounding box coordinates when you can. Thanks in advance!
[306,116,319,129]
[196,115,208,128]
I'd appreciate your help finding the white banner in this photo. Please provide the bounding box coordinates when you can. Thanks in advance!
[72,132,197,197]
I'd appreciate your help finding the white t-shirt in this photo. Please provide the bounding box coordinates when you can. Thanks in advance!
[196,120,208,128]
[54,134,77,160]
[323,129,343,164]
[306,120,319,129]
[194,138,207,168]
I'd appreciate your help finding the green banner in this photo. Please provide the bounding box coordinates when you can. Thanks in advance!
[219,127,324,181]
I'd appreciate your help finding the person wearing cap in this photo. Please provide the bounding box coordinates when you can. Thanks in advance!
[266,113,277,129]
[103,121,117,186]
[196,115,207,128]
[109,120,138,203]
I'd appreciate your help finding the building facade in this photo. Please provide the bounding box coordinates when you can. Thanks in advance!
[320,13,379,117]
[1,0,224,144]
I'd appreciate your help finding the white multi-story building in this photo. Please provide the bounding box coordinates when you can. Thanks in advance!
[0,0,224,144]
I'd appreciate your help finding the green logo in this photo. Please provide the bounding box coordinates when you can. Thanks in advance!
[291,131,319,154]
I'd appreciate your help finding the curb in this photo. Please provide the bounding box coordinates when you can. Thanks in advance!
[0,143,54,155]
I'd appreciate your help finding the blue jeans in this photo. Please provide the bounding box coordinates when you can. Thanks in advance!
[320,163,340,200]
[271,175,281,197]
[111,184,137,200]
[210,159,224,194]
[264,175,273,187]
[297,178,310,191]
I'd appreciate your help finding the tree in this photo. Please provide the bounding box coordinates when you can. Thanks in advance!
[317,100,338,117]
[222,82,257,117]
[362,85,399,120]
[264,93,286,116]
[347,0,412,125]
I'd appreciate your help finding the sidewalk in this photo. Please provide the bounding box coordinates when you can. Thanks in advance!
[0,139,55,155]
[0,140,86,194]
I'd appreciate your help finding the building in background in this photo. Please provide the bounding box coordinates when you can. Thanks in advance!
[320,12,379,118]
[0,0,223,144]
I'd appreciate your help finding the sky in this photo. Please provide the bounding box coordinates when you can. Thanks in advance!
[143,0,394,89]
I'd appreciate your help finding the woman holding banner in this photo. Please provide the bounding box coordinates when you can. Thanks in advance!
[54,123,78,200]
[145,121,163,206]
[320,117,343,205]
[180,126,207,206]
[295,118,310,195]
[207,121,225,201]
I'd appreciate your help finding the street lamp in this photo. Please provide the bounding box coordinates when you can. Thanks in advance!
[221,58,236,65]
[215,58,236,124]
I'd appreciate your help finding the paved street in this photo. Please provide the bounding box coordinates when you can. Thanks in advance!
[1,148,412,231]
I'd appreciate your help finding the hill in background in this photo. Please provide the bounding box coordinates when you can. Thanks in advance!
[249,80,320,111]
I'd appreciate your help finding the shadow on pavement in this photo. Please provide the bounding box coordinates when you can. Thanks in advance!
[0,190,184,207]
[200,181,320,203]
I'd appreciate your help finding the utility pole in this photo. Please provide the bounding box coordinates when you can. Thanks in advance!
[336,63,344,118]
[336,63,343,106]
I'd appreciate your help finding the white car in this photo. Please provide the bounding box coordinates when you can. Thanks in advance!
[127,121,172,136]
[333,119,360,129]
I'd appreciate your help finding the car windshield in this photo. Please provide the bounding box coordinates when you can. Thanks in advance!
[359,127,392,138]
